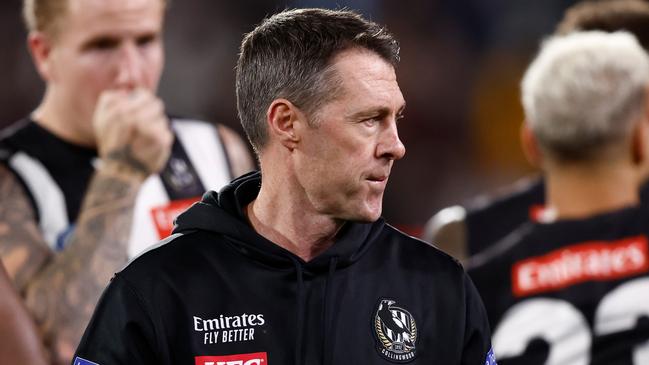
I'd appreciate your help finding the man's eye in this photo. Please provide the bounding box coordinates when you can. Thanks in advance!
[88,38,119,50]
[137,35,157,47]
[363,118,380,127]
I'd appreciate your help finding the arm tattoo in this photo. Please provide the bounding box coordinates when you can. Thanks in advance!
[0,163,144,364]
[0,164,51,291]
[104,145,150,177]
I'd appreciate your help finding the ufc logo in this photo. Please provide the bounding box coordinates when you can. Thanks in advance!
[195,352,267,365]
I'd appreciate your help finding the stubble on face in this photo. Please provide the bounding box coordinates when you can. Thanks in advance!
[293,48,405,223]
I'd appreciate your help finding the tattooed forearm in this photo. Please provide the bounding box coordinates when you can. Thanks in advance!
[104,146,150,177]
[26,170,142,364]
[0,161,146,365]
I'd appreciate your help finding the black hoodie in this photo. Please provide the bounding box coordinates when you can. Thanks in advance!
[73,172,495,365]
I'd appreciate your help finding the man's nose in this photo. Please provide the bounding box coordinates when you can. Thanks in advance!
[377,120,406,161]
[114,42,143,90]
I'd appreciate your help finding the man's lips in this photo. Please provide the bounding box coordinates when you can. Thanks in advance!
[368,176,387,182]
[366,173,389,183]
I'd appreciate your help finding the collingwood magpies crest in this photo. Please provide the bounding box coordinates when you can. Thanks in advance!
[373,298,418,363]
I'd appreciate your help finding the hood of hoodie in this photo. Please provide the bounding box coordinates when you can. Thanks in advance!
[173,171,386,273]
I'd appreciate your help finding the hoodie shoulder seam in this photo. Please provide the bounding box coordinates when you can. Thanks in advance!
[385,223,465,270]
[119,232,188,272]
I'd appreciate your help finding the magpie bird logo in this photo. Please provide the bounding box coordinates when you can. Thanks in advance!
[373,298,418,363]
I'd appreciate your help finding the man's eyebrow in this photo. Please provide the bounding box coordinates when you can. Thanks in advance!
[349,108,388,119]
[80,35,121,50]
[349,103,406,119]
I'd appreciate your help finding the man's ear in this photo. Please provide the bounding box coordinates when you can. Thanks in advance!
[266,98,302,151]
[520,121,542,168]
[27,31,55,82]
[631,115,649,166]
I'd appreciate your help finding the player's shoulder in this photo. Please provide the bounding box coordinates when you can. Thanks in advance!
[170,116,219,133]
[466,176,544,218]
[168,116,229,155]
[0,119,33,150]
[424,205,466,238]
[469,204,645,271]
[466,221,536,271]
[422,205,467,255]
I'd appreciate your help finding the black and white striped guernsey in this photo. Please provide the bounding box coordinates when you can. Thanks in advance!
[0,117,234,258]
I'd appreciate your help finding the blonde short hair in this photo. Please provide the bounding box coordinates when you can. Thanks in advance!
[522,31,649,161]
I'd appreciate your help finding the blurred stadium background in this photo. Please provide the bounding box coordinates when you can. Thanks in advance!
[0,0,581,235]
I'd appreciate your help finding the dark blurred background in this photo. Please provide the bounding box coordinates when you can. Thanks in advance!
[0,0,581,235]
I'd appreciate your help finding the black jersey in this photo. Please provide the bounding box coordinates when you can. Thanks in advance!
[0,118,233,256]
[73,172,496,365]
[0,119,97,223]
[463,178,649,257]
[468,203,649,365]
[465,177,545,256]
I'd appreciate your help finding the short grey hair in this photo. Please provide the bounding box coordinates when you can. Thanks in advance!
[522,31,649,161]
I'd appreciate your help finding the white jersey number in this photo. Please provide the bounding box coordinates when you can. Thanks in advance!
[492,277,649,365]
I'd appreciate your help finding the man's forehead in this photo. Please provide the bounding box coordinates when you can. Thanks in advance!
[67,0,162,17]
[330,48,396,75]
[329,49,404,110]
[59,0,163,38]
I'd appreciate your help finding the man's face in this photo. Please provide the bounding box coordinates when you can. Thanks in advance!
[293,48,406,222]
[43,0,164,132]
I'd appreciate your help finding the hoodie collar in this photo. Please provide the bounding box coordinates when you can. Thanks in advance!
[173,171,385,273]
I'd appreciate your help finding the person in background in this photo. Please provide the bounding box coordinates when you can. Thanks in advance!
[471,30,649,364]
[0,0,254,363]
[0,261,48,364]
[423,0,649,263]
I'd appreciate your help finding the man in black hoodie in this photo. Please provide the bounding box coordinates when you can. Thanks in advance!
[73,8,495,365]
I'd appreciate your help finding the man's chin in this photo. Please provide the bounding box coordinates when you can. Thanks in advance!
[347,207,383,223]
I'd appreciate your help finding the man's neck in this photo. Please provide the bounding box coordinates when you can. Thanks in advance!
[246,182,343,263]
[32,90,95,147]
[545,162,640,220]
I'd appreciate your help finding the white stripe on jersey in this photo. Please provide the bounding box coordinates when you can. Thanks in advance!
[9,151,69,249]
[173,119,232,190]
[126,119,232,258]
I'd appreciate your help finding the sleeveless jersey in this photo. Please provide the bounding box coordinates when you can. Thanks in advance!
[468,204,649,365]
[0,118,234,258]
